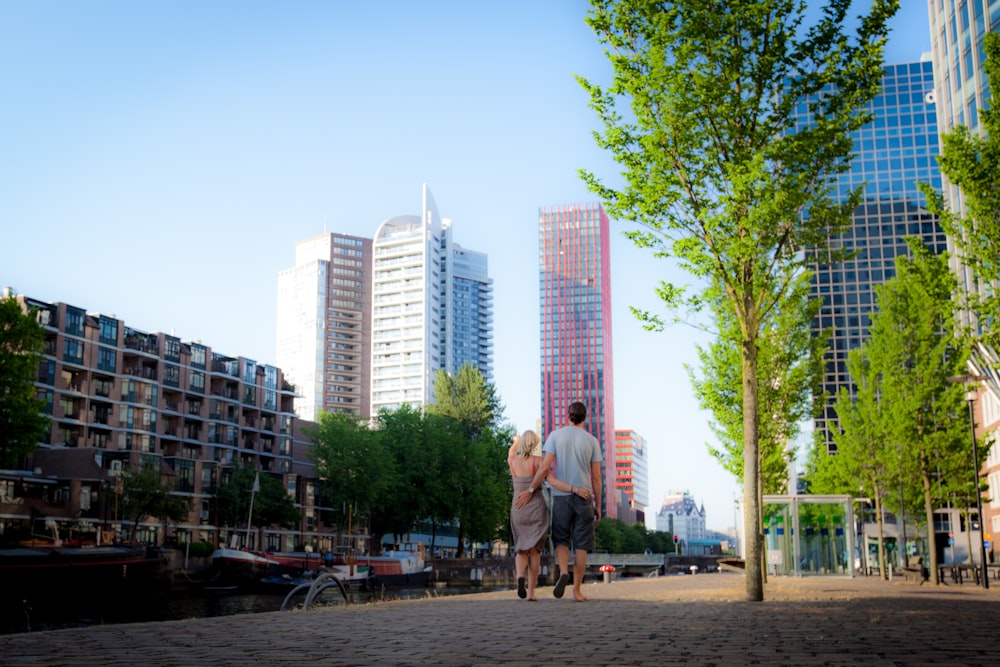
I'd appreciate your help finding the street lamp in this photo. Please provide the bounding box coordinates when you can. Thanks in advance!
[948,373,990,589]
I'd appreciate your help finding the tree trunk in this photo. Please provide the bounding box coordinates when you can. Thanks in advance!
[455,523,466,559]
[874,485,888,580]
[964,509,973,565]
[742,330,764,601]
[920,447,940,585]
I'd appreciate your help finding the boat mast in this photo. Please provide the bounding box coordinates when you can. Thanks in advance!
[246,471,260,549]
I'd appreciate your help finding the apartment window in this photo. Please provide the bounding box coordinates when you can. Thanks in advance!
[93,377,113,397]
[176,459,194,493]
[201,464,216,494]
[98,317,118,345]
[190,344,207,369]
[37,389,53,414]
[164,337,181,363]
[38,360,55,385]
[163,364,180,388]
[62,339,84,365]
[59,396,77,419]
[97,347,116,373]
[189,372,205,393]
[960,512,982,532]
[64,308,85,337]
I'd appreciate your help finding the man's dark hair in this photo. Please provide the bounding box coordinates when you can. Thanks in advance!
[568,401,587,425]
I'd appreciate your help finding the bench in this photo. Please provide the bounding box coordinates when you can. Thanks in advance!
[899,556,926,583]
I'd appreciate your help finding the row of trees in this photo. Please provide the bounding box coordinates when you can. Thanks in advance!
[807,243,972,585]
[309,363,513,557]
[595,518,679,555]
[808,32,1000,585]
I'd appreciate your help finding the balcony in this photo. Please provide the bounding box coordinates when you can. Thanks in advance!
[123,366,157,381]
[123,330,159,355]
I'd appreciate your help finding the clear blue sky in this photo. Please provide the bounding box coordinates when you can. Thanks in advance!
[1,1,931,532]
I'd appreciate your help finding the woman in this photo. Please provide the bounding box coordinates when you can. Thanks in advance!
[508,430,591,600]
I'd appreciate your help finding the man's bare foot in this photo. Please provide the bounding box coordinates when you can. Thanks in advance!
[573,592,589,602]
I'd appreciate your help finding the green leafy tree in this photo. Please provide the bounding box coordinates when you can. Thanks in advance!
[0,294,49,468]
[374,405,450,553]
[646,530,675,554]
[917,32,1000,569]
[690,275,825,495]
[811,347,894,578]
[215,465,299,546]
[578,0,897,600]
[595,517,627,553]
[120,463,190,543]
[623,521,649,554]
[427,363,512,557]
[308,411,394,551]
[868,242,969,584]
[596,519,656,553]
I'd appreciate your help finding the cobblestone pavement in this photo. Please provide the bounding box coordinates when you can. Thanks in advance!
[3,572,1000,666]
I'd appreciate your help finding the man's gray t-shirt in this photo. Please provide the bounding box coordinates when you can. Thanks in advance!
[542,425,601,497]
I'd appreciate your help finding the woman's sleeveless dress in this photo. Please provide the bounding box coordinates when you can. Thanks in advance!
[511,475,548,552]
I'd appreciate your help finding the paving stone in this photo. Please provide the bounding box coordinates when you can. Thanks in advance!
[2,574,1000,666]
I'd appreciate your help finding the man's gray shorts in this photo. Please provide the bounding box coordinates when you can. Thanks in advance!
[550,494,595,551]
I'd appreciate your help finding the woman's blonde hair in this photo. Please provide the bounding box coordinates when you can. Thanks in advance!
[517,430,541,459]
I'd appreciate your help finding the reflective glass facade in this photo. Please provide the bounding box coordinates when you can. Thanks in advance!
[928,0,1000,306]
[800,61,948,452]
[449,245,494,379]
[538,203,617,519]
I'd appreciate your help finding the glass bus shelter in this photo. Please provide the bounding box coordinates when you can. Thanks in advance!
[761,494,855,577]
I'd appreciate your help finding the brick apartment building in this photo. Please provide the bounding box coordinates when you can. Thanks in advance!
[1,291,341,552]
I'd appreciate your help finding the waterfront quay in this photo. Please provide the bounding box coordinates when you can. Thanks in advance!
[3,572,1000,666]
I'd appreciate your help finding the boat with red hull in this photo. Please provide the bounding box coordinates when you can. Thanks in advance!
[210,546,432,590]
[267,548,432,587]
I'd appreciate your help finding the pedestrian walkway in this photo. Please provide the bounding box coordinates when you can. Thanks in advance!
[3,572,1000,666]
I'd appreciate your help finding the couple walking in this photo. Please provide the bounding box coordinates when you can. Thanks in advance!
[507,401,602,602]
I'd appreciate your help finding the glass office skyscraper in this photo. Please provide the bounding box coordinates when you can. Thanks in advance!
[801,60,949,452]
[538,203,618,519]
[929,2,999,299]
[448,245,494,379]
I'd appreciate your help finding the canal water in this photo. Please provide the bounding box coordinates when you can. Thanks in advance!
[1,583,512,635]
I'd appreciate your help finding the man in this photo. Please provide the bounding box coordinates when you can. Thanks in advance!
[516,401,602,601]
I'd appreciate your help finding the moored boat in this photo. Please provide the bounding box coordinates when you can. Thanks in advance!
[271,546,433,587]
[210,545,432,591]
[361,548,433,587]
[210,548,377,591]
[0,544,167,631]
[208,547,283,589]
